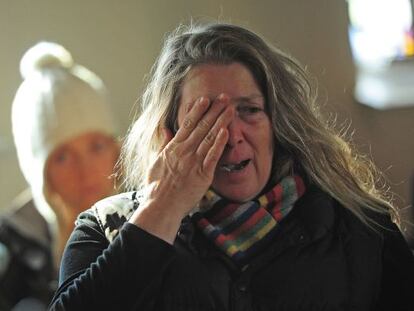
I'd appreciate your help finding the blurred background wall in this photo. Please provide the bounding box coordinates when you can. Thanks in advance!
[1,0,413,211]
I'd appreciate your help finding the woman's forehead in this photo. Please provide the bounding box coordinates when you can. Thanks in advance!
[180,62,263,102]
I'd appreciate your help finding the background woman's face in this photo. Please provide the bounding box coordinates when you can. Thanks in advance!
[46,131,119,214]
[177,62,274,202]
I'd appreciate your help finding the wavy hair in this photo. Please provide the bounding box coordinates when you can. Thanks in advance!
[120,22,396,226]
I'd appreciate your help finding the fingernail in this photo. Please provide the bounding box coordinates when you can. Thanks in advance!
[197,96,209,107]
[216,93,229,101]
[198,96,206,104]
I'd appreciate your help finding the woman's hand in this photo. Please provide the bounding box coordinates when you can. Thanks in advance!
[129,94,235,244]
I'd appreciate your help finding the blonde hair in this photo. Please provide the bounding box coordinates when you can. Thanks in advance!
[120,22,396,227]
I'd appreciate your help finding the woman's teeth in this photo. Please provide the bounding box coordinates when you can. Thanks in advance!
[220,159,250,172]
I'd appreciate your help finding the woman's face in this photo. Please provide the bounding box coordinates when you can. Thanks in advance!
[46,132,119,214]
[177,62,274,202]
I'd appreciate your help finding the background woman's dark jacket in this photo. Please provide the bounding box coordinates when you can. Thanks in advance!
[50,187,414,310]
[0,191,55,310]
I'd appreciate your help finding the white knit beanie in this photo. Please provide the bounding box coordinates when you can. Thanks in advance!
[11,42,116,225]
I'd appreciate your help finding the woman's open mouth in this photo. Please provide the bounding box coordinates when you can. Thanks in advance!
[219,159,251,172]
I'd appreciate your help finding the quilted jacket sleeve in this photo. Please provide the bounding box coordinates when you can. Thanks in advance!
[49,198,176,310]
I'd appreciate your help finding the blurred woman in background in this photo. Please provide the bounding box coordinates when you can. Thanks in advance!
[0,42,120,310]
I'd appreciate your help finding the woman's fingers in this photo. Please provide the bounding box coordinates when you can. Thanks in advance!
[174,94,232,147]
[186,94,230,148]
[195,103,234,160]
[173,97,210,143]
[203,127,229,174]
[159,93,234,180]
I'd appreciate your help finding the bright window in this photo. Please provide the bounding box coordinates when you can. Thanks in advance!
[347,0,414,109]
[348,0,414,67]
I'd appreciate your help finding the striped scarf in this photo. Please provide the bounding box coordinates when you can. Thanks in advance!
[192,175,305,265]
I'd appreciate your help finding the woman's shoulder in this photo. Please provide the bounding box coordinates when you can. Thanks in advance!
[0,192,50,248]
[298,186,397,240]
[335,200,396,234]
[78,191,138,242]
[331,197,407,252]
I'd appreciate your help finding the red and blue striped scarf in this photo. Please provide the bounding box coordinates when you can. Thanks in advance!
[192,175,305,265]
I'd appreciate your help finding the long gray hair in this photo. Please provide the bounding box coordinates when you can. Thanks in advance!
[120,22,395,226]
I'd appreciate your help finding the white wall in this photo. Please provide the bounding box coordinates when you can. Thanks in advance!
[1,0,413,211]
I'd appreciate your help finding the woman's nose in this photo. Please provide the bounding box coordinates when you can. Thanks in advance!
[75,154,94,177]
[226,119,244,148]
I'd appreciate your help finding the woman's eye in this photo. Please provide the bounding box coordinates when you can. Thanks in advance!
[91,140,108,153]
[92,143,104,152]
[237,105,265,120]
[243,107,262,113]
[55,151,69,164]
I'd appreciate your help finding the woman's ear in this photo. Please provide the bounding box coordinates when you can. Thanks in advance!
[160,127,174,150]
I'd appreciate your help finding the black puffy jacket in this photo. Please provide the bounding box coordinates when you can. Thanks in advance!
[50,188,414,310]
[0,198,55,311]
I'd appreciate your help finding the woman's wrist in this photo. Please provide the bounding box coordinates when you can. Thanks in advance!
[128,200,184,245]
